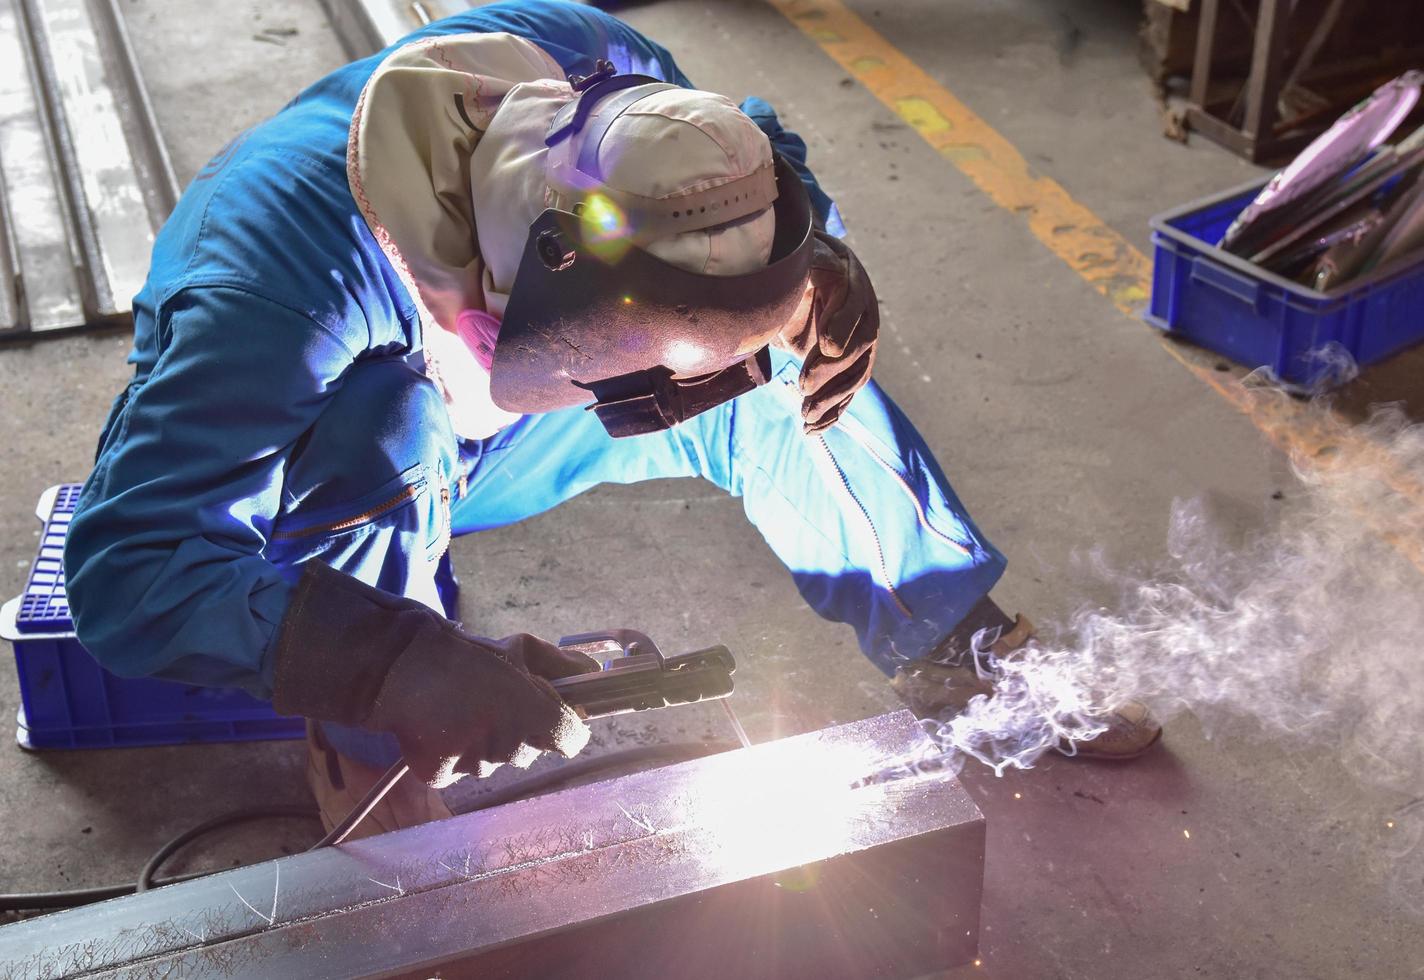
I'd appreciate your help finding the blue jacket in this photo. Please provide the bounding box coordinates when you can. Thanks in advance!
[65,0,834,695]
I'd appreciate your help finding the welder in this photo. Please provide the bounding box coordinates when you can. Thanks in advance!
[64,1,1160,835]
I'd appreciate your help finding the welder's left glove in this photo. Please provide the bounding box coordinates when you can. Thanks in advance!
[774,230,880,433]
[271,561,597,787]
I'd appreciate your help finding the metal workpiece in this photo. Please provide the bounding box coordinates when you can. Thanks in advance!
[0,0,176,338]
[0,711,985,979]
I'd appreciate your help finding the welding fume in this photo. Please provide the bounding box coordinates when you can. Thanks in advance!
[852,70,1424,913]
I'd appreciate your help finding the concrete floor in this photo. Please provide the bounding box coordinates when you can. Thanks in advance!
[0,0,1420,976]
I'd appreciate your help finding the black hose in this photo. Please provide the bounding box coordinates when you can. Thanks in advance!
[0,871,208,912]
[137,806,321,892]
[0,807,320,913]
[0,741,732,914]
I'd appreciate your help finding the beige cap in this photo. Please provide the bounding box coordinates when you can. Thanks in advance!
[347,32,777,440]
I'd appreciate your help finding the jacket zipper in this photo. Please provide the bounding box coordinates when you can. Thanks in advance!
[833,415,974,559]
[812,433,913,618]
[271,482,425,541]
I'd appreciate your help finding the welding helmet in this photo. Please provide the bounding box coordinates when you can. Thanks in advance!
[486,61,815,437]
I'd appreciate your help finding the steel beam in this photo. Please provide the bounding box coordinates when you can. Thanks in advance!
[0,711,984,979]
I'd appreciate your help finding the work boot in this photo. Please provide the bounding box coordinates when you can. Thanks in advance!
[1055,700,1162,761]
[891,611,1030,716]
[891,599,1162,761]
[304,721,453,839]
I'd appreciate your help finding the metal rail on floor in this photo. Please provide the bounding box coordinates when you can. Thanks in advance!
[0,0,177,340]
[319,0,604,59]
[319,0,437,58]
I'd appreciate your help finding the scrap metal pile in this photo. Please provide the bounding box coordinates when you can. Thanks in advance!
[1221,70,1424,291]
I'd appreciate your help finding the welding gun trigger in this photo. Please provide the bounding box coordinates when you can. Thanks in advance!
[557,629,664,667]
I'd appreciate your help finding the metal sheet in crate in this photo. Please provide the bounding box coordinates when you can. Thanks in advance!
[2,484,303,749]
[1146,178,1424,390]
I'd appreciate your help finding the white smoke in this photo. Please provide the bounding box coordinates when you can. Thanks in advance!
[887,378,1424,906]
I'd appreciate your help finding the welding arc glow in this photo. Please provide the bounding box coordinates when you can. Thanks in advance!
[688,740,878,880]
[870,370,1424,910]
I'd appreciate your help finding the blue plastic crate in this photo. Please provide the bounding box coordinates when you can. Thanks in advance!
[1146,179,1424,390]
[2,485,305,750]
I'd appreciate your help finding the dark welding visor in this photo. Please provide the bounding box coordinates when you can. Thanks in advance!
[489,157,813,436]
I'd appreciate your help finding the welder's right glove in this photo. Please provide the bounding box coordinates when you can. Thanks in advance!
[774,230,880,433]
[272,561,596,788]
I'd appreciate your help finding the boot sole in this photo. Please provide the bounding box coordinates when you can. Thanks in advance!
[1058,724,1164,762]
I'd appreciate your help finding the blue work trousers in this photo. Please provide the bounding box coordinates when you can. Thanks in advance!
[286,350,1006,765]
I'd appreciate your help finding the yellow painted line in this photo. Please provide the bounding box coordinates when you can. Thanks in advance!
[764,0,1151,316]
[766,0,1424,573]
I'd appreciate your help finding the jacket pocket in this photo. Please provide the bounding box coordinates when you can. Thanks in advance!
[266,464,441,566]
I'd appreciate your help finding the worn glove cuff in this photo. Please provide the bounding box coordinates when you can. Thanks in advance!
[271,561,441,724]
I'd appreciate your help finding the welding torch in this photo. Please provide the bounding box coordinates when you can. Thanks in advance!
[312,631,737,848]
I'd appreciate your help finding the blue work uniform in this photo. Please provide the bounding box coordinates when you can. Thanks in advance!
[65,0,1006,765]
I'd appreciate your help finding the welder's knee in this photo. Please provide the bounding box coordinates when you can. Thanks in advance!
[283,358,457,517]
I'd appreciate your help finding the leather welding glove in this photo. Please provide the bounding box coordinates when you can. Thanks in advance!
[272,561,596,788]
[774,230,880,433]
